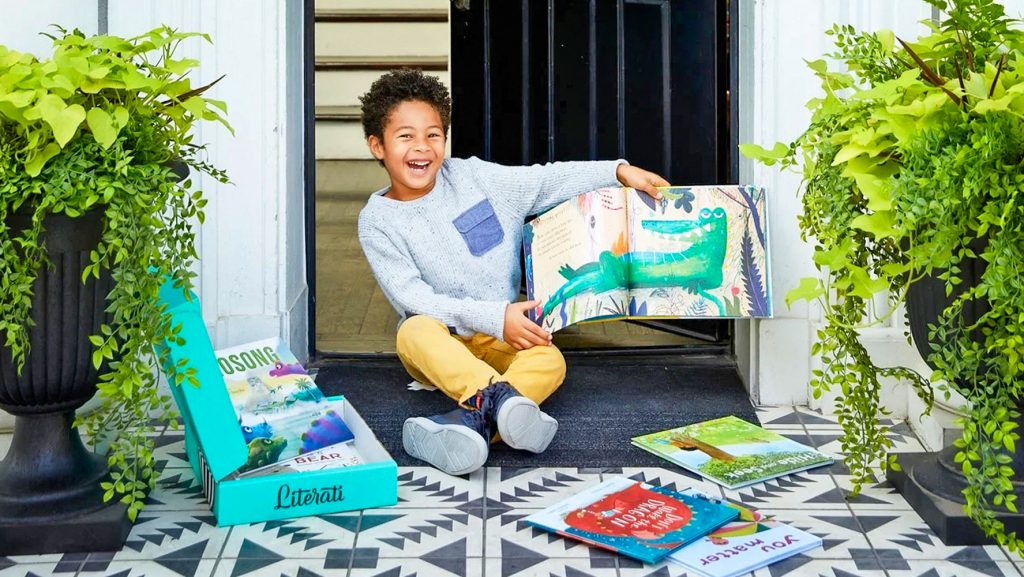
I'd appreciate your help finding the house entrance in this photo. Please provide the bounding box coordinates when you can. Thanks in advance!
[310,0,735,356]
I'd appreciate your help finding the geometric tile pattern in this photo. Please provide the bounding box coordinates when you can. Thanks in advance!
[1,406,1023,577]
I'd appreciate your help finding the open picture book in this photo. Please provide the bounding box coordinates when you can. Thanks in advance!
[524,186,771,332]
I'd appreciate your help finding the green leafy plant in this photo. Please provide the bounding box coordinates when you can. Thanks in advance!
[0,26,230,520]
[743,0,1024,550]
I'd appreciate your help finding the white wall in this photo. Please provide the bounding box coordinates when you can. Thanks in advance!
[0,0,306,432]
[106,0,308,357]
[2,1,306,357]
[0,0,97,57]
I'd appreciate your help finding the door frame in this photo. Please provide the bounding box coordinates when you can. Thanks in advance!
[305,0,744,361]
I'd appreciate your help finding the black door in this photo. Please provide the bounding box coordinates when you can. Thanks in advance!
[450,0,735,344]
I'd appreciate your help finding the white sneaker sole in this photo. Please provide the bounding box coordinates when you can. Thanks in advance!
[495,397,558,453]
[402,417,488,476]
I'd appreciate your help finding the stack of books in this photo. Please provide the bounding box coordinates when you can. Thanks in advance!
[214,337,366,478]
[525,416,833,574]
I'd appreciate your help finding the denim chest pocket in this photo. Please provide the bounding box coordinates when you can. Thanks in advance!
[453,199,504,256]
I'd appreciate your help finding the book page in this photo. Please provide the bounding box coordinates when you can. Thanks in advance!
[216,338,355,475]
[625,186,771,318]
[524,188,630,332]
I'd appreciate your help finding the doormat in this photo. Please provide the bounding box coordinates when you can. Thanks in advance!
[315,355,759,469]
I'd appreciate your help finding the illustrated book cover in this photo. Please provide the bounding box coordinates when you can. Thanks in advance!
[522,477,739,564]
[631,416,833,489]
[667,495,823,577]
[523,185,770,333]
[215,337,355,476]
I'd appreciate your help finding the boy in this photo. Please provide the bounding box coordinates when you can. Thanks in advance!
[357,69,668,475]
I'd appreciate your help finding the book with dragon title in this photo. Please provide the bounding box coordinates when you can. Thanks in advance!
[667,496,822,577]
[522,477,738,564]
[631,416,833,489]
[523,186,770,332]
[215,338,355,476]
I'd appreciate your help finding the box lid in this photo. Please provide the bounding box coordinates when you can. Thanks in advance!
[158,280,247,482]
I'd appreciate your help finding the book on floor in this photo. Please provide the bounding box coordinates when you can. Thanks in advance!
[523,185,771,333]
[215,337,356,476]
[630,416,833,489]
[666,495,823,577]
[241,439,365,477]
[522,477,739,564]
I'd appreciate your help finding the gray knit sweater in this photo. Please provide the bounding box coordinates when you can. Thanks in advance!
[357,156,624,340]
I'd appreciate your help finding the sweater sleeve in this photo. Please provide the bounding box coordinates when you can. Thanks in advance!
[462,156,626,217]
[358,228,508,339]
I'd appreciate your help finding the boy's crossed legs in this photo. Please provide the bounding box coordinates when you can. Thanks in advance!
[396,314,565,475]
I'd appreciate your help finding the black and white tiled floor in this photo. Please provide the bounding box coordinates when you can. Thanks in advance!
[2,406,1023,577]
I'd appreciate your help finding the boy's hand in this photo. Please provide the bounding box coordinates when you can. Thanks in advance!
[504,300,552,350]
[616,164,670,200]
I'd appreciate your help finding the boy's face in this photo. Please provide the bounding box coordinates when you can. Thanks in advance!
[367,100,446,200]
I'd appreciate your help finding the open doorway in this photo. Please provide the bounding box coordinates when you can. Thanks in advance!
[309,0,736,357]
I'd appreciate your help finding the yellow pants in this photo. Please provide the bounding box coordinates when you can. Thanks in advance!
[395,315,567,407]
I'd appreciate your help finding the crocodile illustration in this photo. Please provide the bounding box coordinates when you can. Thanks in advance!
[540,207,728,320]
[244,436,287,471]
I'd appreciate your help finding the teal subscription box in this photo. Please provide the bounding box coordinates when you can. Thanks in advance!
[157,281,398,526]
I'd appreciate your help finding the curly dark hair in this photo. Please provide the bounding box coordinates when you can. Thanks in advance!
[359,69,452,140]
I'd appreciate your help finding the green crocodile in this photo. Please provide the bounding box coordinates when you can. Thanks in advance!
[244,436,287,471]
[540,207,728,319]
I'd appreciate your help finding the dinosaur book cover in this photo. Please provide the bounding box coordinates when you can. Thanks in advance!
[667,496,822,577]
[523,477,738,564]
[523,185,771,333]
[631,416,833,489]
[215,338,355,476]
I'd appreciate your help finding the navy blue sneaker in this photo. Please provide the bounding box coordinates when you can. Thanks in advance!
[472,381,558,453]
[402,407,490,475]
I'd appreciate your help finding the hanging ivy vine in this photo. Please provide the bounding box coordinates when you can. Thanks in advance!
[744,0,1024,550]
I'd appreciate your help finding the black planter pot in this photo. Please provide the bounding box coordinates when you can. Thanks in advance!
[888,247,1024,545]
[0,209,131,554]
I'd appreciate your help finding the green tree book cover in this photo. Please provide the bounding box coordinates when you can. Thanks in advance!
[631,416,833,489]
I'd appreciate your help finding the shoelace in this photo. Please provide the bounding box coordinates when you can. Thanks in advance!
[461,407,490,438]
[473,382,516,419]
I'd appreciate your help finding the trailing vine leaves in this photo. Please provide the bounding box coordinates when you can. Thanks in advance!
[743,0,1024,551]
[0,27,230,520]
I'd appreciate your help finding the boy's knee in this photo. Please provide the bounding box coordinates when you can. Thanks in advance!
[531,345,567,384]
[396,315,447,351]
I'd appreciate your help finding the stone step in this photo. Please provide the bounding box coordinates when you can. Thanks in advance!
[316,105,361,121]
[315,160,390,196]
[315,0,448,13]
[314,21,448,61]
[316,121,371,159]
[315,69,449,109]
[316,8,447,22]
[315,120,453,160]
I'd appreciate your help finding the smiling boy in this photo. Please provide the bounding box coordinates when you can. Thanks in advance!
[357,69,667,475]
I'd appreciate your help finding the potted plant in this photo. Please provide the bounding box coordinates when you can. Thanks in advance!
[0,26,228,552]
[743,0,1024,550]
